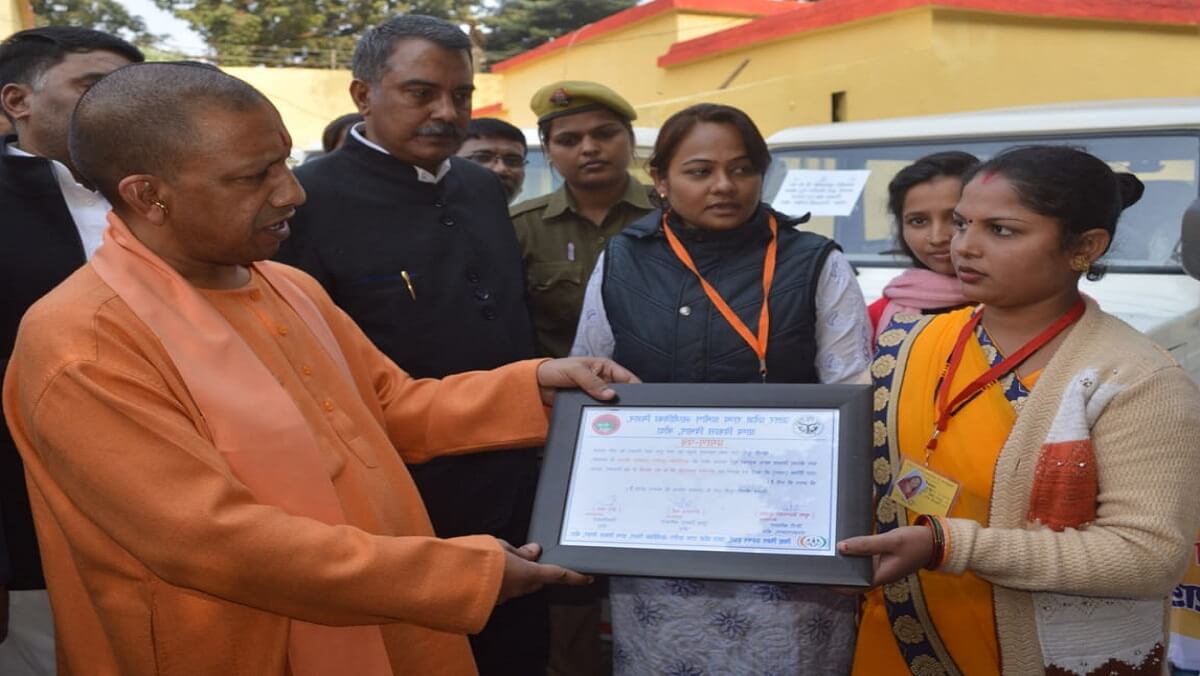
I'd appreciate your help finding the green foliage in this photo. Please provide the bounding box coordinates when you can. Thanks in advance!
[148,0,637,68]
[30,0,163,48]
[480,0,636,65]
[151,0,477,67]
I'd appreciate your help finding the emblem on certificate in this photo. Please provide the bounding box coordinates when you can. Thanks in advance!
[529,384,874,586]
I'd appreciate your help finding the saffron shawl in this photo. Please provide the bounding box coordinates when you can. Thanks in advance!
[90,213,393,676]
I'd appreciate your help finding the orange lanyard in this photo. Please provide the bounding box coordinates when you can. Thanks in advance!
[660,211,778,381]
[925,297,1086,460]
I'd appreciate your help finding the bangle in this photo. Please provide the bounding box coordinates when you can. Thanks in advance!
[930,517,945,569]
[914,514,945,570]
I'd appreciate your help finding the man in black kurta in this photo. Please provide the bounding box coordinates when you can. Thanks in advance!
[0,27,143,673]
[274,16,547,675]
[281,132,535,382]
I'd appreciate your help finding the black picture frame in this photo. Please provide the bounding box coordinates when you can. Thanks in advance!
[529,383,874,587]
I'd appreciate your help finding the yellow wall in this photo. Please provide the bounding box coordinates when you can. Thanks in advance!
[0,0,17,38]
[225,67,355,153]
[495,11,752,128]
[491,4,1200,138]
[224,68,505,154]
[649,8,935,133]
[921,10,1200,113]
[1,0,32,38]
[473,73,504,110]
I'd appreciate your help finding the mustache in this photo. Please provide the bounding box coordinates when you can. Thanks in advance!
[415,123,464,139]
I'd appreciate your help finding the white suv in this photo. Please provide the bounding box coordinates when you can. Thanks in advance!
[765,98,1200,381]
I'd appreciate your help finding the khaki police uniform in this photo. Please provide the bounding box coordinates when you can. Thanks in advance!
[511,177,654,358]
[517,80,649,359]
[519,80,648,676]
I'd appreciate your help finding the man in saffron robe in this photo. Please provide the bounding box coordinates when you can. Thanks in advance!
[1,62,634,676]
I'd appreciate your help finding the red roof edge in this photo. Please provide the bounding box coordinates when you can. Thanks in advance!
[658,0,1200,68]
[472,102,505,117]
[491,0,797,73]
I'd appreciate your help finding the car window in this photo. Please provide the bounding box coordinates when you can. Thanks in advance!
[765,134,1198,271]
[513,147,656,204]
[514,148,557,204]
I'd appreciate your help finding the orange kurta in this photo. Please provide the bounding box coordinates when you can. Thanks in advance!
[3,263,550,676]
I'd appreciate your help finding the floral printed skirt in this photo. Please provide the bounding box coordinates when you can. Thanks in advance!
[611,577,857,675]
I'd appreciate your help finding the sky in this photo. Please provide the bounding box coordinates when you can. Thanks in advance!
[119,0,207,55]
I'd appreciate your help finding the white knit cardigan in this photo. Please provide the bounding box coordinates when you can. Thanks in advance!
[894,299,1200,674]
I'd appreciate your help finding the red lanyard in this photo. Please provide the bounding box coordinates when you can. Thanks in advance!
[926,297,1086,458]
[661,211,778,381]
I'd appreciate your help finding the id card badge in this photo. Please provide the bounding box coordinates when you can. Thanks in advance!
[888,458,960,517]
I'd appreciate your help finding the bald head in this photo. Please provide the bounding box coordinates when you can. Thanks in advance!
[70,62,272,204]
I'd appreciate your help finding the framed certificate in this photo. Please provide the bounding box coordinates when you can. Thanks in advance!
[529,383,874,586]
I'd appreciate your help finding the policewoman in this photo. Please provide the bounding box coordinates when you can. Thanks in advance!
[570,103,872,674]
[510,80,654,359]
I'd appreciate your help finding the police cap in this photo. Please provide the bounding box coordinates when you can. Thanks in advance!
[530,80,637,124]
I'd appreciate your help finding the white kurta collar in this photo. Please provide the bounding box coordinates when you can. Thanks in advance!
[349,123,451,184]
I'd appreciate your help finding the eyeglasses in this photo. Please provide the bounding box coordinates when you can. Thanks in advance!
[463,151,528,169]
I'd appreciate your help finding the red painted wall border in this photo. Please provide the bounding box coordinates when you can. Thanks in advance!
[490,0,795,73]
[658,0,1200,67]
[471,102,506,117]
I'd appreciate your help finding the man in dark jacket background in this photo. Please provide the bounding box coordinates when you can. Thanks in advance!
[0,26,142,675]
[275,15,547,675]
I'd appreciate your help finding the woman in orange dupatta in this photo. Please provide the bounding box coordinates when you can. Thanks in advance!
[852,305,1034,675]
[841,146,1200,675]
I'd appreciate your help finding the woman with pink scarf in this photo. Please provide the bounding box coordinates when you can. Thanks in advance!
[868,151,979,336]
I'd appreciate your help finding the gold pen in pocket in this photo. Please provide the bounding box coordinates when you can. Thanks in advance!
[400,270,416,300]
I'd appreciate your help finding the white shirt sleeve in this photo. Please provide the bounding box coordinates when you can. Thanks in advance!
[6,143,109,260]
[812,250,873,385]
[569,252,615,359]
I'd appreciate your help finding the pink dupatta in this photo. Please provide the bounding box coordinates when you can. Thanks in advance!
[875,267,970,337]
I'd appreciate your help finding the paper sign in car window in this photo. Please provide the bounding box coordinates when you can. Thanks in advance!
[770,169,871,218]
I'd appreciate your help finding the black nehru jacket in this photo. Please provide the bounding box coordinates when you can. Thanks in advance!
[281,137,536,379]
[277,131,547,673]
[0,138,88,592]
[279,131,539,531]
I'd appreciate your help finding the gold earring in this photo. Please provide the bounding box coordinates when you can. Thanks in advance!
[1070,255,1090,272]
[152,200,168,214]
